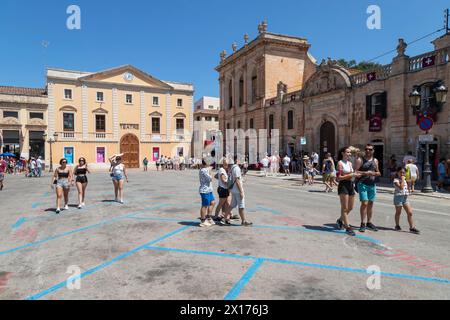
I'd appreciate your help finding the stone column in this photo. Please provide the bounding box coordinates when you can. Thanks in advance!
[82,84,88,140]
[112,88,119,140]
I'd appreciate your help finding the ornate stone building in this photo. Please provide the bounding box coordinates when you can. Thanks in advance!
[217,23,450,177]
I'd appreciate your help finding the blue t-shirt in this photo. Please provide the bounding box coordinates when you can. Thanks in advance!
[438,163,446,176]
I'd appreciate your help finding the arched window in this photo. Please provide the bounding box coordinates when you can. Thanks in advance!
[287,110,294,130]
[228,79,233,109]
[251,70,258,104]
[239,76,244,107]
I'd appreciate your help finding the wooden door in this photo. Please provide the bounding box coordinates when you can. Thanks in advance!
[320,121,336,162]
[120,134,139,168]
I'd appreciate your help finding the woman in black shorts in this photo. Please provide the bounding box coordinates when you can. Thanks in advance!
[213,158,230,221]
[336,147,361,236]
[74,157,90,209]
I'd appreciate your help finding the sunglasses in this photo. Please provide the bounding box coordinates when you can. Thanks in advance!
[62,162,67,164]
[366,148,374,151]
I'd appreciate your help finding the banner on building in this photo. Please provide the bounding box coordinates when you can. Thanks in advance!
[369,114,382,132]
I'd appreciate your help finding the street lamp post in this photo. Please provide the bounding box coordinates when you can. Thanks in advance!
[43,132,58,172]
[409,82,447,193]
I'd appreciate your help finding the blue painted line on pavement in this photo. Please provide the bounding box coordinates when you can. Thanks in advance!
[26,225,192,300]
[0,203,171,256]
[11,217,27,230]
[224,259,264,300]
[146,246,450,287]
[252,225,381,244]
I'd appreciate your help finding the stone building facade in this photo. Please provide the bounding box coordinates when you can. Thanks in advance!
[0,86,48,159]
[217,24,450,177]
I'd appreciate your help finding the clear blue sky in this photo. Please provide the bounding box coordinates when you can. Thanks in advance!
[0,0,448,101]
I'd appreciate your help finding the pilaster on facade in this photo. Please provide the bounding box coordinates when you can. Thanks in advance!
[81,84,88,140]
[47,82,55,135]
[112,88,119,140]
[166,92,172,141]
[140,91,146,141]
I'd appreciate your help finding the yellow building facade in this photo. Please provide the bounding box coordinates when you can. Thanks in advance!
[47,65,194,169]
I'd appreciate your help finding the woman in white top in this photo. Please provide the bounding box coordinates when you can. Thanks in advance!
[336,147,361,236]
[213,158,230,220]
[109,154,129,204]
[405,159,420,193]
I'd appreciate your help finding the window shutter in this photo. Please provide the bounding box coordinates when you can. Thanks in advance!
[380,91,387,119]
[366,95,371,120]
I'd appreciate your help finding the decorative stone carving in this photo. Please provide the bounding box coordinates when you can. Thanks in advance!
[1,117,20,125]
[220,50,227,62]
[258,20,267,34]
[28,118,45,126]
[396,38,407,57]
[232,42,237,52]
[244,34,249,45]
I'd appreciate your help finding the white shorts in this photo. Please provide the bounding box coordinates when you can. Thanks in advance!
[230,192,245,210]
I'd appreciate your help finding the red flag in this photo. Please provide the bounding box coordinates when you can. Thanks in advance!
[422,56,435,68]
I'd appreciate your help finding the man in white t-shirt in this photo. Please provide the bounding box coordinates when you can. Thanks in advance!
[222,156,252,227]
[261,155,270,177]
[283,155,291,176]
[36,157,43,177]
[312,152,319,169]
[405,159,420,193]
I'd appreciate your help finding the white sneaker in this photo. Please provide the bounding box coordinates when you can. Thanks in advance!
[81,202,85,207]
[64,205,69,210]
[199,220,212,227]
[78,204,82,209]
[56,208,61,214]
[207,218,215,225]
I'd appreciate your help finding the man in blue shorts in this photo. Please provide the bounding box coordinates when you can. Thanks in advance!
[355,144,381,233]
[199,159,216,227]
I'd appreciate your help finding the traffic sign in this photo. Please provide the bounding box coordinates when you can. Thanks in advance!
[419,134,434,143]
[300,137,306,145]
[418,116,433,131]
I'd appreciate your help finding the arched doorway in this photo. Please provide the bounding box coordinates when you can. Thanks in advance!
[120,134,139,168]
[320,121,336,162]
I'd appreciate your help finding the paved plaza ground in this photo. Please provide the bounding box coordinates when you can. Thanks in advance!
[0,169,449,300]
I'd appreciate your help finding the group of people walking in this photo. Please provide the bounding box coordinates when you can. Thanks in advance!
[336,144,420,236]
[198,156,252,227]
[50,154,128,213]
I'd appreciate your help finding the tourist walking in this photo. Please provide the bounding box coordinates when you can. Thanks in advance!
[282,154,291,176]
[322,153,335,192]
[311,152,319,170]
[213,158,230,221]
[221,156,252,226]
[393,167,420,234]
[109,154,129,204]
[261,155,270,177]
[355,144,381,233]
[73,157,90,209]
[198,159,216,227]
[36,156,43,177]
[336,147,361,236]
[156,156,161,171]
[0,156,7,191]
[405,159,419,193]
[143,157,149,172]
[437,158,447,191]
[51,158,74,214]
